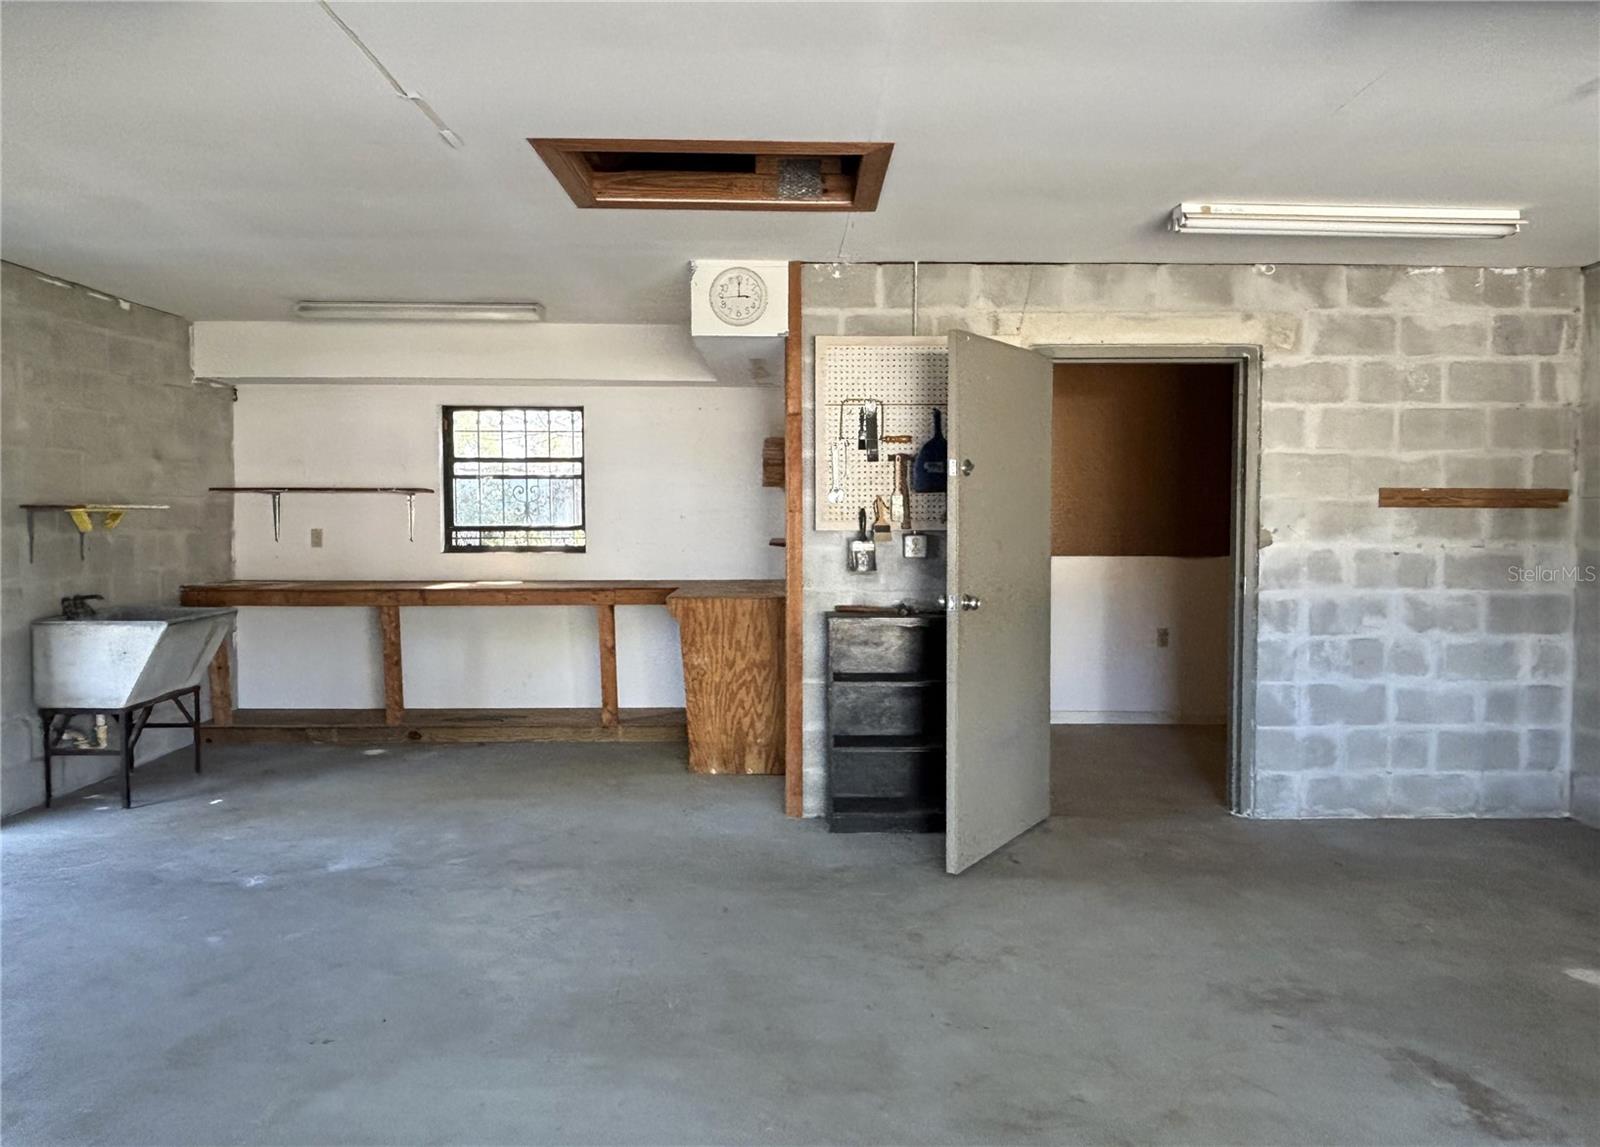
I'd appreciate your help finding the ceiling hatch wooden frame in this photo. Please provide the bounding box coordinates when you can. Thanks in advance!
[528,139,893,211]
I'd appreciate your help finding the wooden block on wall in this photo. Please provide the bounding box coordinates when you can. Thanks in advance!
[763,436,785,488]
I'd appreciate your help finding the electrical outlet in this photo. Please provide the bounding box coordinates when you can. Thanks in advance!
[310,528,324,549]
[1156,627,1170,648]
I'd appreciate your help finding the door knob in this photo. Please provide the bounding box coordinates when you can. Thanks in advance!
[959,594,982,611]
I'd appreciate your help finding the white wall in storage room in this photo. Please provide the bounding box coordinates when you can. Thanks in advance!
[1050,557,1232,723]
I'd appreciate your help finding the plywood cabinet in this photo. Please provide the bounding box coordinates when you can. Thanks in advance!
[668,589,785,775]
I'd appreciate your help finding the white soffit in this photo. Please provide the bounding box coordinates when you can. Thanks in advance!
[192,322,718,386]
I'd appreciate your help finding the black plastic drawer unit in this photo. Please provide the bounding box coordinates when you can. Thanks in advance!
[825,612,946,833]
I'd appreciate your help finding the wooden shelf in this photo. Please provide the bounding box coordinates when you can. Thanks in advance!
[200,707,686,746]
[180,579,782,607]
[211,486,434,541]
[1378,487,1569,509]
[20,502,172,510]
[210,486,433,494]
[20,503,170,562]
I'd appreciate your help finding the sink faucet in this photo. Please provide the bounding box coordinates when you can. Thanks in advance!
[61,594,104,620]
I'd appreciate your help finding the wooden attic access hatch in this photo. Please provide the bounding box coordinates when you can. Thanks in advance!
[528,139,893,210]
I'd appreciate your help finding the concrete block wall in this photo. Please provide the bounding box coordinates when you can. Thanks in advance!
[801,262,1584,819]
[1573,265,1600,827]
[1,262,233,816]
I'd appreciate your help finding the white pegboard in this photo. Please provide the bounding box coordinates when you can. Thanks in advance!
[814,336,949,532]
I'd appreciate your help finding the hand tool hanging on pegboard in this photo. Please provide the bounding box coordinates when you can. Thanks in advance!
[913,408,947,493]
[857,400,881,462]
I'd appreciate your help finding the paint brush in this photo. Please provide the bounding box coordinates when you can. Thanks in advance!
[872,495,893,543]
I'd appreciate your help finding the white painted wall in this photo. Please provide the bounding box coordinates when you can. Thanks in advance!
[194,321,720,385]
[1050,557,1230,724]
[231,383,783,709]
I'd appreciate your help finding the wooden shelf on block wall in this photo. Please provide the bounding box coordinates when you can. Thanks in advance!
[19,503,171,563]
[1377,487,1570,509]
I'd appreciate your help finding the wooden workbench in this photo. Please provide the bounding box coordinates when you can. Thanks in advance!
[179,579,785,774]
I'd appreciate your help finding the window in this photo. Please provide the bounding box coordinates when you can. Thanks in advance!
[442,406,586,552]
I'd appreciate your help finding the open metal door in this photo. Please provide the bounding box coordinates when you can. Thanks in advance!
[945,331,1054,874]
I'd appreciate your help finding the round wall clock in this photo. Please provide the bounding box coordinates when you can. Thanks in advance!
[708,266,769,327]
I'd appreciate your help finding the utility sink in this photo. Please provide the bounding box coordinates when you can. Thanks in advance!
[33,606,236,711]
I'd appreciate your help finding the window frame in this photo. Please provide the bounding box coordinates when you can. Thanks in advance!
[440,404,588,554]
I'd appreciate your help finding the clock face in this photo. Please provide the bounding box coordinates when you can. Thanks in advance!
[709,267,768,327]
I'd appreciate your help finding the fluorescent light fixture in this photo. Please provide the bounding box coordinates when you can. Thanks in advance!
[293,301,544,322]
[1170,203,1525,239]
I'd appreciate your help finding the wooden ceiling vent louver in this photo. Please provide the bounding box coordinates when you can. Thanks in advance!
[528,139,893,211]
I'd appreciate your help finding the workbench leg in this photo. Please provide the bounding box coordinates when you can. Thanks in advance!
[191,687,203,775]
[379,605,405,726]
[596,604,619,729]
[207,640,234,727]
[41,713,53,809]
[119,713,133,810]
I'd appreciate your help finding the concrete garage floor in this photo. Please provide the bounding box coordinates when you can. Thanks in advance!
[3,734,1597,1146]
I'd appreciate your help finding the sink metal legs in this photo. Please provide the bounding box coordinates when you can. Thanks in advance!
[40,685,203,810]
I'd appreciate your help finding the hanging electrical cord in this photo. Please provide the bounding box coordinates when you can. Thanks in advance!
[317,0,464,149]
[911,260,920,335]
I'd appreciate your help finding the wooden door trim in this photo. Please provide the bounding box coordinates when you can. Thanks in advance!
[784,261,805,816]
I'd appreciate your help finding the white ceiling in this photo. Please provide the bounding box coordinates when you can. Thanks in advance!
[3,2,1596,323]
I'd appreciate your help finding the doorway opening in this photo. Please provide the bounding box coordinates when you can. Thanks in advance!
[1037,349,1259,819]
